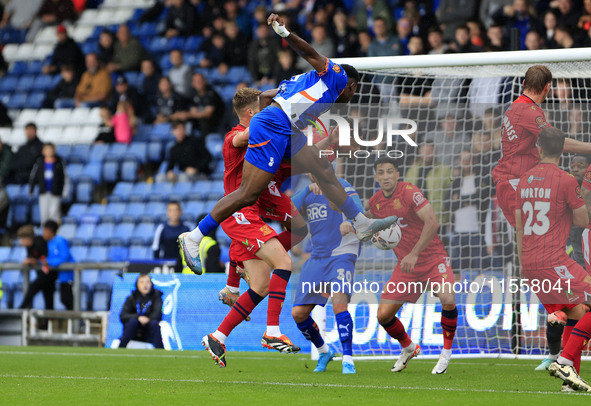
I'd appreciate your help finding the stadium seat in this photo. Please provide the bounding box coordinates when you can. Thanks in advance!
[111,222,135,245]
[102,158,120,183]
[130,222,155,245]
[67,163,85,182]
[17,74,37,92]
[147,141,163,162]
[183,36,204,52]
[58,223,77,240]
[150,123,172,141]
[26,92,45,109]
[148,182,173,202]
[108,246,129,262]
[31,202,41,225]
[81,269,100,310]
[89,143,109,163]
[87,245,109,262]
[128,245,151,261]
[73,222,96,245]
[69,108,91,125]
[32,74,54,91]
[84,203,108,221]
[76,180,94,203]
[205,137,224,156]
[110,182,133,202]
[81,162,102,184]
[0,246,12,262]
[90,222,115,246]
[70,144,91,164]
[70,246,89,262]
[182,201,205,221]
[120,202,144,223]
[26,60,44,74]
[120,159,139,182]
[184,52,205,66]
[7,93,28,109]
[103,202,126,223]
[126,142,147,164]
[0,76,18,92]
[128,182,152,202]
[142,202,167,222]
[207,180,225,200]
[12,201,29,225]
[8,246,26,263]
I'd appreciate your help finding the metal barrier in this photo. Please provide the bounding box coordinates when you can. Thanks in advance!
[26,310,109,346]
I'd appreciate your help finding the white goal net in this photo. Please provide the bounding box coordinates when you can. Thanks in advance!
[296,49,591,359]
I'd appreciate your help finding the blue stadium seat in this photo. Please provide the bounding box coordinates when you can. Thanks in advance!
[148,181,173,202]
[182,201,205,221]
[58,223,77,240]
[0,76,18,92]
[216,229,231,246]
[70,246,89,262]
[76,180,94,204]
[9,61,26,75]
[130,222,155,245]
[128,245,151,260]
[17,74,36,92]
[27,91,45,109]
[150,123,172,141]
[120,159,139,182]
[148,37,171,54]
[205,137,224,156]
[84,203,108,220]
[56,144,72,160]
[227,66,251,84]
[191,180,211,200]
[102,159,119,183]
[7,93,28,109]
[70,144,91,164]
[67,163,85,182]
[207,180,225,200]
[63,203,87,224]
[0,246,12,262]
[89,143,109,163]
[31,202,40,225]
[126,143,147,164]
[128,182,152,202]
[81,162,102,184]
[5,184,21,200]
[33,75,54,91]
[134,124,151,142]
[12,201,29,225]
[26,60,44,75]
[103,202,125,222]
[73,223,95,245]
[91,222,115,245]
[81,269,99,310]
[147,141,163,162]
[93,270,119,310]
[8,246,26,263]
[87,245,108,262]
[108,246,129,261]
[111,182,133,202]
[142,202,167,222]
[112,222,135,245]
[121,202,145,223]
[106,143,128,159]
[136,22,157,37]
[184,52,205,66]
[169,181,192,201]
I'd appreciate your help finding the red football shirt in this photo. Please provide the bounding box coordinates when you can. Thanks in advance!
[517,163,584,270]
[369,181,448,267]
[581,163,591,229]
[492,94,550,184]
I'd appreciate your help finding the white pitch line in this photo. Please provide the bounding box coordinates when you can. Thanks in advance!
[0,374,589,396]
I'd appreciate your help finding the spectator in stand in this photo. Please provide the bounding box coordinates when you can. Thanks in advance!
[42,25,84,77]
[453,24,484,52]
[543,9,559,48]
[159,121,211,182]
[42,220,74,310]
[273,49,299,85]
[74,53,112,107]
[140,59,160,108]
[107,24,147,73]
[223,20,248,67]
[164,0,197,38]
[152,201,190,273]
[181,73,224,137]
[118,274,163,349]
[492,0,541,50]
[367,17,401,57]
[486,24,507,51]
[248,23,279,85]
[333,10,358,58]
[200,32,227,69]
[111,100,135,144]
[472,130,502,178]
[0,0,43,30]
[437,0,478,41]
[17,225,51,310]
[525,30,544,49]
[481,107,503,150]
[554,23,576,48]
[404,142,453,228]
[446,150,492,270]
[108,75,146,123]
[42,64,79,109]
[480,0,514,28]
[357,31,372,57]
[396,17,413,55]
[578,0,591,32]
[29,143,66,225]
[8,123,43,185]
[356,0,393,34]
[467,20,486,48]
[27,0,77,42]
[425,111,470,167]
[223,0,250,35]
[296,24,334,71]
[0,139,12,184]
[427,27,450,54]
[407,36,426,56]
[94,107,115,144]
[153,76,185,124]
[554,0,579,28]
[97,29,115,65]
[168,49,192,98]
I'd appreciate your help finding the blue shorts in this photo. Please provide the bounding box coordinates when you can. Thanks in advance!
[244,106,307,174]
[294,253,357,306]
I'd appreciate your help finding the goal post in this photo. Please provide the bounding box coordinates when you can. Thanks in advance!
[298,48,591,360]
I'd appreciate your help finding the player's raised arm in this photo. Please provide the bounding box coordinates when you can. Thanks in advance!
[268,13,328,73]
[259,88,278,110]
[564,137,591,154]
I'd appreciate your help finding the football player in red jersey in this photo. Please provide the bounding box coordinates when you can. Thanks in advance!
[515,127,591,391]
[367,157,458,375]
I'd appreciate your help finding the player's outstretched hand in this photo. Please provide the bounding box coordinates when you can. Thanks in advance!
[400,253,418,273]
[340,221,354,236]
[309,183,322,195]
[268,13,289,37]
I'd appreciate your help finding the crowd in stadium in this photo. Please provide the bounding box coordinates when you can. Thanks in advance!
[1,0,591,311]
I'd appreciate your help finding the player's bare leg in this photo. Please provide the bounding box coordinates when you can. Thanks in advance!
[203,259,271,367]
[291,145,397,241]
[432,287,458,375]
[378,302,421,372]
[179,162,275,273]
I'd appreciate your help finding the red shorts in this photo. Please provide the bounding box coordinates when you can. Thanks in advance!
[495,179,518,227]
[258,185,300,223]
[380,257,455,303]
[221,205,278,262]
[523,258,591,313]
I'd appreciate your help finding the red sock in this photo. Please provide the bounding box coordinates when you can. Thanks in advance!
[276,229,306,252]
[561,313,591,373]
[218,289,264,336]
[267,269,291,327]
[382,317,412,348]
[226,260,240,290]
[441,307,458,350]
[562,319,575,370]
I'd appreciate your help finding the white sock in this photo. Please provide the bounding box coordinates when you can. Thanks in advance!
[352,212,368,226]
[342,355,354,365]
[548,353,559,361]
[441,348,452,358]
[317,343,329,354]
[266,325,281,337]
[212,330,227,344]
[189,227,204,243]
[557,356,573,367]
[403,342,415,351]
[226,285,239,294]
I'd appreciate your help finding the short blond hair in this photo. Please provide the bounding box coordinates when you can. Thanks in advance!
[233,88,262,116]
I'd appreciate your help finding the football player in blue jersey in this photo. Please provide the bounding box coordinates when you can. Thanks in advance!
[291,176,362,374]
[179,13,397,275]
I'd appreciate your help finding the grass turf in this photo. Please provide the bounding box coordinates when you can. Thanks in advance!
[0,346,589,405]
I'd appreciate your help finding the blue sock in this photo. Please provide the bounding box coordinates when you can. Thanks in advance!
[198,214,219,236]
[335,311,353,356]
[296,316,325,349]
[339,196,361,220]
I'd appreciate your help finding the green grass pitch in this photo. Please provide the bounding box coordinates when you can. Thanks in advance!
[0,346,589,405]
